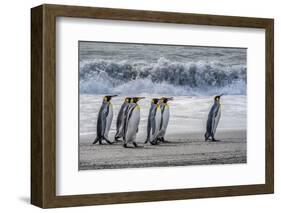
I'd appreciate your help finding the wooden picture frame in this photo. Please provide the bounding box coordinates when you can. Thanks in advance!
[31,4,274,208]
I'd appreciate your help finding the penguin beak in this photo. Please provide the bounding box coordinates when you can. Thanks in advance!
[138,97,145,100]
[219,94,224,97]
[110,95,118,98]
[167,97,174,101]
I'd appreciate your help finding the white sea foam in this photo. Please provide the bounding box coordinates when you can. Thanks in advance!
[80,57,246,96]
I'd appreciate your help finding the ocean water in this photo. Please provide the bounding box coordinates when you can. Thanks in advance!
[79,42,247,96]
[79,42,247,138]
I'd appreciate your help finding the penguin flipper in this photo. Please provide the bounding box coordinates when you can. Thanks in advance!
[116,104,125,130]
[101,105,109,137]
[146,120,151,143]
[159,105,165,130]
[211,104,220,134]
[206,103,219,140]
[124,105,135,137]
[151,118,156,135]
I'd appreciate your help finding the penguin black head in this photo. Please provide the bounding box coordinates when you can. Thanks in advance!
[160,97,173,103]
[214,94,223,102]
[125,97,131,103]
[151,98,160,104]
[104,95,118,102]
[132,97,145,103]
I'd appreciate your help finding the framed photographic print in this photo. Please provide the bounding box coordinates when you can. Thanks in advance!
[31,4,274,208]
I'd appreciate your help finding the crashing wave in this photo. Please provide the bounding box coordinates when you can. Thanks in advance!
[80,57,246,96]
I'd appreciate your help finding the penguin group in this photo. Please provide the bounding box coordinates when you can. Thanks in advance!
[92,96,173,148]
[92,94,223,148]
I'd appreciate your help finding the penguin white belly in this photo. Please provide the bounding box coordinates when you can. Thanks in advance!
[212,106,221,135]
[159,106,170,137]
[125,106,140,143]
[104,104,113,138]
[151,106,161,141]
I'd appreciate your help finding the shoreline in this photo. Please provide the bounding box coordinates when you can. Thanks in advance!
[79,130,247,170]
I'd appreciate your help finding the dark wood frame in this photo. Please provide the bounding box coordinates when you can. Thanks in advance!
[31,4,274,208]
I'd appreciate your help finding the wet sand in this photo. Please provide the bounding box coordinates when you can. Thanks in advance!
[79,130,246,170]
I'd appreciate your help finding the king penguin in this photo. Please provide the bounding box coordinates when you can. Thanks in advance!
[145,98,162,145]
[123,97,145,148]
[115,97,131,142]
[157,97,173,143]
[205,94,223,141]
[92,95,117,145]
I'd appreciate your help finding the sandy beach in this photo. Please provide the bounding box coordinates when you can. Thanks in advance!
[79,130,246,170]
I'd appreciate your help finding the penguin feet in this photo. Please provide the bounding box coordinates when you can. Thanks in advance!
[103,137,113,144]
[204,133,210,141]
[123,142,143,148]
[211,135,219,142]
[158,137,170,143]
[155,138,162,143]
[115,135,124,141]
[92,138,100,145]
[162,138,171,143]
[150,140,158,145]
[114,137,123,143]
[205,136,211,141]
